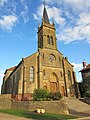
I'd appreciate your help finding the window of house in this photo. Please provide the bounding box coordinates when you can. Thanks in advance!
[68,70,72,84]
[49,54,56,62]
[30,66,34,82]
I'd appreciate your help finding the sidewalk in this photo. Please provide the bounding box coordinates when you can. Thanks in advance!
[69,110,90,120]
[71,117,90,120]
[69,110,90,117]
[0,113,33,120]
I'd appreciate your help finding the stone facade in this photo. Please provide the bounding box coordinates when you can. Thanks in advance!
[1,6,79,100]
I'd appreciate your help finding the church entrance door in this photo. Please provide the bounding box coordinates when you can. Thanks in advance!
[49,73,58,93]
[50,82,57,93]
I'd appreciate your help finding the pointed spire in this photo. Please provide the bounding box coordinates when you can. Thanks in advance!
[42,2,49,24]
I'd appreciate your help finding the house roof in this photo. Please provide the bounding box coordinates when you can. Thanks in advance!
[79,64,90,72]
[4,52,38,80]
[4,66,16,74]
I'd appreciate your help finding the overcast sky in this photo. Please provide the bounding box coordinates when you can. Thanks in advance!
[0,0,90,93]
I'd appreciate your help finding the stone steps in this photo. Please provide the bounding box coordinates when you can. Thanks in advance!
[64,97,90,112]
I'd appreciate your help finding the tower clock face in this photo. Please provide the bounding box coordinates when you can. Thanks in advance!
[49,54,56,62]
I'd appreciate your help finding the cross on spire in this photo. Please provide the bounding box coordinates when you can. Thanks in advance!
[44,0,46,7]
[42,0,49,24]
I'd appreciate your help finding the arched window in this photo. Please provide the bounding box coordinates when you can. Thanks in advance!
[51,36,54,45]
[30,66,34,82]
[68,70,72,84]
[47,35,50,44]
[40,37,43,48]
[60,71,62,77]
[43,70,45,76]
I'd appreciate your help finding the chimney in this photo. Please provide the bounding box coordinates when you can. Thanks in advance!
[82,60,86,68]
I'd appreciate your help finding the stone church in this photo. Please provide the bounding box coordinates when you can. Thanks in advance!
[1,6,79,100]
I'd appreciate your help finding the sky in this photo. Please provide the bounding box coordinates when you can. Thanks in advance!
[0,0,90,93]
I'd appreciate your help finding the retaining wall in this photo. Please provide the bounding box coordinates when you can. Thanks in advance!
[0,94,69,115]
[11,99,69,114]
[0,94,11,109]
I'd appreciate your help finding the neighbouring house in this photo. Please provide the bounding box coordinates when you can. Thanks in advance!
[1,5,80,100]
[79,61,90,97]
[79,61,90,81]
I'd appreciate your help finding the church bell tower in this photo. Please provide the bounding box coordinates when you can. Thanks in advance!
[38,5,57,51]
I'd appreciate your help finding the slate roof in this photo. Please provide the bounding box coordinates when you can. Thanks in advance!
[4,66,16,74]
[80,64,90,72]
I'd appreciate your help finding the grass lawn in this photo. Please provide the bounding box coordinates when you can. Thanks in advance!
[0,109,77,120]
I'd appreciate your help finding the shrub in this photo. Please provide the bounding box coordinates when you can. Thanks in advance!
[54,92,62,100]
[33,89,50,101]
[50,92,62,100]
[33,89,62,101]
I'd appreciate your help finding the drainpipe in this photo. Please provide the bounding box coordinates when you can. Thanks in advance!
[22,58,25,100]
[62,58,68,97]
[38,50,43,89]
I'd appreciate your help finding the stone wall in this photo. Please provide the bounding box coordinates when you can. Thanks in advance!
[0,94,69,115]
[0,94,11,109]
[11,98,69,115]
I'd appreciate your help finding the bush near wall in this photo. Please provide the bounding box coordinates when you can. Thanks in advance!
[33,89,62,101]
[50,92,62,100]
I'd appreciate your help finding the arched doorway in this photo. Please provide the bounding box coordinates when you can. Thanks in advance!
[49,73,58,93]
[50,82,57,93]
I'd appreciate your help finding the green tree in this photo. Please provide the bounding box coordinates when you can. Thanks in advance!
[79,76,90,98]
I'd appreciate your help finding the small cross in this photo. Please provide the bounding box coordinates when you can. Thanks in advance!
[44,0,46,7]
